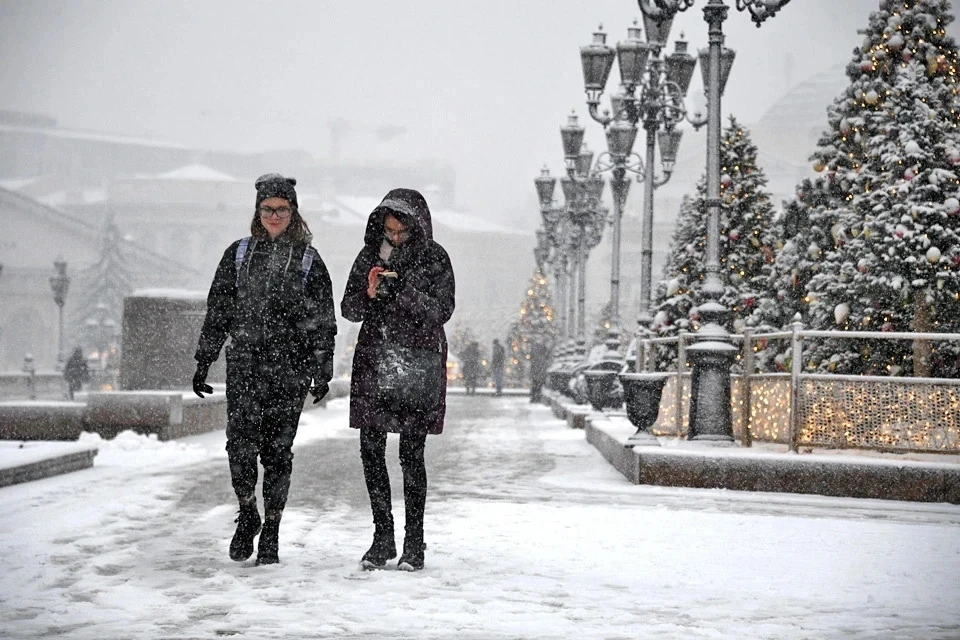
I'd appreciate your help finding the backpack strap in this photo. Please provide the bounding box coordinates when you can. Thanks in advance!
[235,237,314,288]
[235,237,252,287]
[301,246,316,287]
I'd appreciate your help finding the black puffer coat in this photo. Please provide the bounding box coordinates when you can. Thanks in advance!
[195,237,337,377]
[341,189,456,435]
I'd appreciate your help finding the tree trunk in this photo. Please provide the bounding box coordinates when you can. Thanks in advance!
[912,290,932,378]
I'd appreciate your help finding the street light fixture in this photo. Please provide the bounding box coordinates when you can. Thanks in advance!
[638,0,791,442]
[578,20,698,354]
[49,257,70,368]
[534,149,608,344]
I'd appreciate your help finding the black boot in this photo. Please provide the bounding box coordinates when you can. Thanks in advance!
[397,487,425,572]
[397,536,425,572]
[255,511,281,566]
[360,526,397,570]
[229,498,261,562]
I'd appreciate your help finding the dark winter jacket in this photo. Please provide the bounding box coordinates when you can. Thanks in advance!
[195,236,337,379]
[491,341,505,370]
[64,349,90,387]
[340,189,456,435]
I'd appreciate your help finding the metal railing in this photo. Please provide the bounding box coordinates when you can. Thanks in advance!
[636,322,960,453]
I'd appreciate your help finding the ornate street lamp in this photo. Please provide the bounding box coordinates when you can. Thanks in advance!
[639,0,791,443]
[49,257,70,368]
[534,157,607,344]
[579,21,698,355]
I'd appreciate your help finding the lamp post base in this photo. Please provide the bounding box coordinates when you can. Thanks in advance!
[686,339,737,442]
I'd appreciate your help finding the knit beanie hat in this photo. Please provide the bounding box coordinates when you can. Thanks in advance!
[255,173,298,209]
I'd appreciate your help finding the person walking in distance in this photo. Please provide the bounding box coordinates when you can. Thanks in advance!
[461,340,480,395]
[491,338,506,396]
[341,188,455,572]
[63,346,89,400]
[192,174,337,566]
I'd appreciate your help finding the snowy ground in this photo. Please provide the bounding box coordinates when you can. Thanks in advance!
[1,396,959,639]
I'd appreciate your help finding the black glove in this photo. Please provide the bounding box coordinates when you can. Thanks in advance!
[309,381,330,404]
[309,351,334,404]
[193,362,213,398]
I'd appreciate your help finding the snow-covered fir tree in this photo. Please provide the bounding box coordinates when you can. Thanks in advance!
[652,117,778,369]
[507,267,556,384]
[802,0,960,377]
[753,176,848,370]
[72,216,133,363]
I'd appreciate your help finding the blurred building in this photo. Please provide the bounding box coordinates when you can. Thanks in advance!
[0,112,532,369]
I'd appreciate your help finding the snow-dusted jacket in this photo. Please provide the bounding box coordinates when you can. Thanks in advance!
[195,236,337,378]
[340,188,456,435]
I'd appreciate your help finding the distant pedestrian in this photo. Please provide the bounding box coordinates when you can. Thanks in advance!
[461,341,481,395]
[63,347,89,400]
[528,340,550,403]
[192,173,337,566]
[341,188,456,572]
[491,338,505,396]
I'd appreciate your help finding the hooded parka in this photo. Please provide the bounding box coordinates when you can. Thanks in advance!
[341,189,455,435]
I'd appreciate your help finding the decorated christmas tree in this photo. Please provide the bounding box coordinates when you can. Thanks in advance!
[801,0,960,377]
[652,117,778,369]
[508,267,556,384]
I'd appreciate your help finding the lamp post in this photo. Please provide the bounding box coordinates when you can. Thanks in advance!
[578,21,697,353]
[49,257,70,368]
[535,154,607,344]
[639,0,790,442]
[536,167,572,340]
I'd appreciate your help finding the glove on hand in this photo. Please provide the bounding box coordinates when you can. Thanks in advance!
[309,351,334,404]
[309,381,330,404]
[193,362,213,398]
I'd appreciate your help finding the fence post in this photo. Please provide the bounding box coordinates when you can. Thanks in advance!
[677,330,686,438]
[742,328,753,448]
[788,317,804,452]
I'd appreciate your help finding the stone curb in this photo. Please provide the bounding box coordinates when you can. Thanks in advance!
[0,448,98,489]
[585,415,960,505]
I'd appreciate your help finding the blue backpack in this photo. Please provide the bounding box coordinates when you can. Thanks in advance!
[234,237,316,287]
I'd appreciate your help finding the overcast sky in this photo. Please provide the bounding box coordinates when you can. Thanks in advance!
[1,0,958,228]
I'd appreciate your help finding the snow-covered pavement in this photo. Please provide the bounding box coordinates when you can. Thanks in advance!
[1,395,959,639]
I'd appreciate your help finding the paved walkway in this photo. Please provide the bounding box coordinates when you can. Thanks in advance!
[2,395,959,639]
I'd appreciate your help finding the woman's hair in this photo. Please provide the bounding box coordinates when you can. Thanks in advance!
[250,205,312,244]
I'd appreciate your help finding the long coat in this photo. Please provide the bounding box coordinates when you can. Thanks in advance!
[340,189,456,435]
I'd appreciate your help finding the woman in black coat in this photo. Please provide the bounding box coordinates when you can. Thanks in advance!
[192,174,337,566]
[341,188,455,571]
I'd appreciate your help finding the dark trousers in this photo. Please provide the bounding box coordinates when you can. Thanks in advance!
[225,350,309,515]
[360,427,427,543]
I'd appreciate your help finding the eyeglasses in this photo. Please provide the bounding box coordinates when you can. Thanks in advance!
[259,205,292,219]
[384,224,409,241]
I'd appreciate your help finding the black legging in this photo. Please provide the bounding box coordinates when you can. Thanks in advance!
[359,427,427,542]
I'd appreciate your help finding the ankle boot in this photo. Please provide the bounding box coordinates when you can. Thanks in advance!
[397,535,424,572]
[360,526,397,570]
[229,497,261,562]
[255,511,281,566]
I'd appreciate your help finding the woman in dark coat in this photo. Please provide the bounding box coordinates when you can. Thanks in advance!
[192,174,337,566]
[341,188,455,572]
